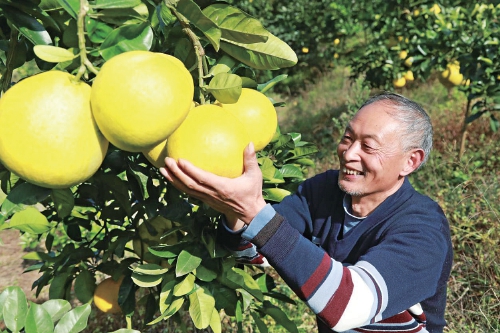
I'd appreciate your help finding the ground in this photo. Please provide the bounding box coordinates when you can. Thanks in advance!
[0,229,48,301]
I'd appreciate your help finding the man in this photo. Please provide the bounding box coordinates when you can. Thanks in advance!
[160,92,453,333]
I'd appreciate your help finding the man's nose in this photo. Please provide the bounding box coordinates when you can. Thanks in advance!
[343,142,361,161]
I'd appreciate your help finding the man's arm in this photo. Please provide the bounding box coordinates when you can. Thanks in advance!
[241,203,449,331]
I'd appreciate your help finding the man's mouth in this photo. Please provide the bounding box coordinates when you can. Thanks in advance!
[342,167,364,176]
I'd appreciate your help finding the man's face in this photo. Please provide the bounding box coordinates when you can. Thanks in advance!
[337,102,409,201]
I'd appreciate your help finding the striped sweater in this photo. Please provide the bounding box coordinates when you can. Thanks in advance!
[221,170,453,333]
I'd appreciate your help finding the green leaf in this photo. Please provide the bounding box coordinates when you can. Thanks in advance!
[233,268,263,301]
[97,3,149,25]
[41,300,71,322]
[2,6,53,45]
[100,22,153,61]
[2,286,28,333]
[74,269,95,304]
[7,207,51,234]
[25,303,54,333]
[95,174,132,216]
[33,45,76,63]
[131,272,164,287]
[40,0,63,11]
[53,303,91,333]
[259,158,277,181]
[207,73,242,103]
[261,301,298,333]
[56,0,79,19]
[1,182,51,218]
[250,311,268,333]
[262,188,291,202]
[173,273,195,296]
[256,273,276,293]
[208,54,236,76]
[157,2,177,27]
[149,243,183,259]
[220,32,297,70]
[279,164,304,178]
[188,286,215,329]
[158,279,176,314]
[174,0,221,51]
[133,263,169,275]
[175,250,202,277]
[85,18,114,44]
[257,74,288,94]
[93,0,142,9]
[108,330,141,333]
[51,188,75,219]
[194,265,217,282]
[49,272,70,300]
[203,4,268,44]
[0,288,7,321]
[210,308,222,333]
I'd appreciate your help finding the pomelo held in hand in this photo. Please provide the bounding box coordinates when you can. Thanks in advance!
[0,71,109,189]
[218,88,277,151]
[166,104,251,178]
[90,51,194,152]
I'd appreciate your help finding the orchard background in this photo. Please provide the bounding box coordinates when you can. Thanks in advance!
[0,0,499,332]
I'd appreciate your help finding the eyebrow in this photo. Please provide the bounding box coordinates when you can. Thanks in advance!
[345,124,383,143]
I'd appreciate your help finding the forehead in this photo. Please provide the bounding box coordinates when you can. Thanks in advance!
[347,102,402,146]
[347,102,402,141]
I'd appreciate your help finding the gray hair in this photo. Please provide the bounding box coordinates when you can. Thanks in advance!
[360,92,433,170]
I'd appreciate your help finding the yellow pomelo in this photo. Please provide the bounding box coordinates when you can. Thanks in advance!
[438,63,463,88]
[90,51,194,152]
[430,3,441,14]
[143,139,168,168]
[404,56,414,67]
[132,216,177,261]
[167,104,250,178]
[399,50,408,60]
[333,38,340,45]
[217,88,277,152]
[142,102,196,168]
[393,77,406,88]
[93,276,124,314]
[0,71,108,189]
[404,70,414,82]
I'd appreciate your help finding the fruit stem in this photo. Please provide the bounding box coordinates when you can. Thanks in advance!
[165,1,207,104]
[74,0,99,82]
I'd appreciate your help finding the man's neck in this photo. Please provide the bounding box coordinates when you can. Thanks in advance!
[350,178,405,217]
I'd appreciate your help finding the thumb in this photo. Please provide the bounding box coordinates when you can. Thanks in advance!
[243,142,260,175]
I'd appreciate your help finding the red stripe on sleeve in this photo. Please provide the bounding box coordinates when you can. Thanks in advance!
[318,267,354,328]
[295,253,332,300]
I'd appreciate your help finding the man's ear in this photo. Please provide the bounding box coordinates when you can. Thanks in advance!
[400,149,425,176]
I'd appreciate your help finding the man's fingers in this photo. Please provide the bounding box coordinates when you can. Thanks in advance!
[243,142,262,177]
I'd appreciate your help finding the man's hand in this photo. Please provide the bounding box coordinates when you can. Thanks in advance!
[160,142,267,229]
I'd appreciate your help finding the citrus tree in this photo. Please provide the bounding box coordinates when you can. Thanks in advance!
[327,0,500,157]
[0,0,318,332]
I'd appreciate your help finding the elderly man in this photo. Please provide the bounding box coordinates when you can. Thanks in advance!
[160,92,453,333]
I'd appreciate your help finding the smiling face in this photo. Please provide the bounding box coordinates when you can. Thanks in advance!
[337,101,419,214]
